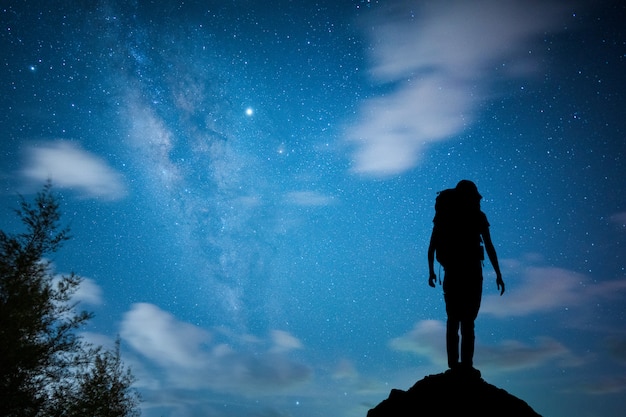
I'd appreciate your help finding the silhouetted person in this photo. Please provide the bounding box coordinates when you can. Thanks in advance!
[428,180,504,373]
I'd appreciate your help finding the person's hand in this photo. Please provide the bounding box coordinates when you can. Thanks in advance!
[496,274,505,296]
[429,272,437,288]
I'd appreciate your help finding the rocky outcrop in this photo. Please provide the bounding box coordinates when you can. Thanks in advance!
[367,369,542,417]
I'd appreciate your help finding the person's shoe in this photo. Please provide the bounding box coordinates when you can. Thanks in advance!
[459,363,481,378]
[446,362,461,374]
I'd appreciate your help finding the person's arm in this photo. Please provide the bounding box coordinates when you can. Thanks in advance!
[482,227,505,295]
[428,229,437,287]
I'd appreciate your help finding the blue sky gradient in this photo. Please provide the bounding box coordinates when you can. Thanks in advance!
[1,1,625,416]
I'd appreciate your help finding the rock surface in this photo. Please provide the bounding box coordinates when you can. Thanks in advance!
[367,369,542,417]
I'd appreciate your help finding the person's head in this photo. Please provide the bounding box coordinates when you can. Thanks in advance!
[455,180,482,204]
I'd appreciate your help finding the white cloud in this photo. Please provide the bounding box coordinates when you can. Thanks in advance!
[348,0,570,176]
[476,337,578,372]
[79,331,116,350]
[582,375,626,395]
[270,329,304,353]
[481,266,626,318]
[21,141,126,200]
[73,277,104,306]
[389,320,580,372]
[332,358,359,381]
[389,320,447,366]
[120,303,311,396]
[120,303,212,370]
[52,274,103,306]
[348,77,471,175]
[482,266,584,317]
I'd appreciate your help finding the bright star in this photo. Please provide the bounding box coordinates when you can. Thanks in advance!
[245,107,253,116]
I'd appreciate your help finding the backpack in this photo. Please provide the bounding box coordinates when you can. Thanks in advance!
[432,187,484,268]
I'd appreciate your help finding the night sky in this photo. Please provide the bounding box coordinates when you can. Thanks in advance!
[1,1,625,416]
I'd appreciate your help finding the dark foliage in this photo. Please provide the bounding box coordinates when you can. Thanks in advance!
[61,339,140,417]
[0,182,140,417]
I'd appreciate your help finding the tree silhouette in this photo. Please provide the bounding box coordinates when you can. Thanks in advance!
[61,339,140,417]
[0,182,140,417]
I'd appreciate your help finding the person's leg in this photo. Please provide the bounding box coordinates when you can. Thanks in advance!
[459,268,482,369]
[446,317,460,369]
[444,284,461,369]
[460,319,475,367]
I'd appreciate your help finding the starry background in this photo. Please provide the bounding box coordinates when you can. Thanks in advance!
[1,1,625,416]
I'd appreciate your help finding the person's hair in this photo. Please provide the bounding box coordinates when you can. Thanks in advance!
[455,179,482,200]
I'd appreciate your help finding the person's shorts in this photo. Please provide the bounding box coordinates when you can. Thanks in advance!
[443,261,483,321]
